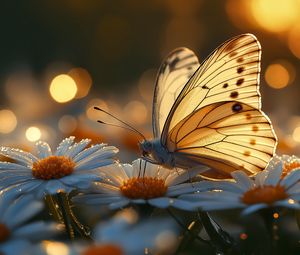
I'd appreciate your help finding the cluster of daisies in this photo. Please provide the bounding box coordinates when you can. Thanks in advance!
[0,136,300,254]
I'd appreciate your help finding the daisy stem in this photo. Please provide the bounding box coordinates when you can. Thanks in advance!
[56,192,75,240]
[198,211,234,254]
[45,195,63,222]
[260,209,278,254]
[166,209,209,244]
[57,192,92,240]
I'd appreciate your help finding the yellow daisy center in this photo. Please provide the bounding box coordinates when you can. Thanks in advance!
[0,223,10,243]
[32,156,75,180]
[242,185,288,205]
[82,244,123,255]
[282,161,300,178]
[120,177,168,199]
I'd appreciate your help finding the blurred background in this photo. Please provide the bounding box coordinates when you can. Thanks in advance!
[0,0,300,159]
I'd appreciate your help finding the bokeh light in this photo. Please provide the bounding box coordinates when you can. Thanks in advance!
[0,109,17,134]
[58,115,77,134]
[86,98,109,122]
[49,74,77,103]
[124,100,148,125]
[292,126,300,142]
[25,126,42,142]
[288,26,300,59]
[68,67,92,99]
[42,241,69,255]
[250,0,300,33]
[265,62,295,89]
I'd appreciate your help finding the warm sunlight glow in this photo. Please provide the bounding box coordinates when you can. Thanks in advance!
[124,100,147,125]
[26,126,42,142]
[250,0,300,33]
[265,64,290,89]
[58,115,77,133]
[292,126,300,142]
[288,26,300,59]
[0,109,17,134]
[43,241,69,255]
[49,74,77,103]
[68,67,92,99]
[86,99,109,121]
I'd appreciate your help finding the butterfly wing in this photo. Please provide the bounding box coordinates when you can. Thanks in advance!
[161,34,263,143]
[157,34,277,177]
[152,47,199,138]
[167,101,277,178]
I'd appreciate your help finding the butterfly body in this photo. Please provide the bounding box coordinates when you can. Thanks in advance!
[140,139,176,169]
[140,34,277,179]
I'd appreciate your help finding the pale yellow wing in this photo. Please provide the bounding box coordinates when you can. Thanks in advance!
[167,101,277,178]
[162,34,262,143]
[153,47,199,137]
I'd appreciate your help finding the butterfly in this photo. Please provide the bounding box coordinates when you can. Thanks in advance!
[139,34,277,179]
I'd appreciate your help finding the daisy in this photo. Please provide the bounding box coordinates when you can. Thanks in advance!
[266,154,300,178]
[0,194,59,255]
[0,136,119,198]
[73,158,210,211]
[180,160,300,214]
[34,209,178,255]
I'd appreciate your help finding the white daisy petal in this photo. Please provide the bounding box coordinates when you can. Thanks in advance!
[74,194,123,205]
[289,193,300,201]
[35,141,52,159]
[241,204,267,215]
[122,164,134,178]
[0,162,29,171]
[45,180,67,194]
[0,239,31,255]
[231,171,253,190]
[196,201,245,211]
[165,167,206,186]
[108,200,130,210]
[0,147,37,166]
[275,200,300,209]
[13,222,58,241]
[4,197,44,228]
[254,171,269,186]
[281,169,300,188]
[90,182,120,194]
[264,162,283,186]
[149,197,195,210]
[55,136,76,156]
[288,182,300,194]
[167,181,215,196]
[65,139,91,158]
[73,144,105,163]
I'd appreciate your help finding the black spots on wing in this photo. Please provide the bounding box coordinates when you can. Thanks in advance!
[202,85,209,89]
[252,125,259,132]
[237,57,244,63]
[229,51,238,58]
[236,78,244,86]
[187,66,193,70]
[223,83,229,89]
[225,41,238,53]
[237,67,245,74]
[243,151,251,157]
[250,139,256,145]
[230,91,239,99]
[245,113,252,120]
[232,103,243,112]
[169,57,180,70]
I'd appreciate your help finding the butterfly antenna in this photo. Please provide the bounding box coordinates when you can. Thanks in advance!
[94,107,146,140]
